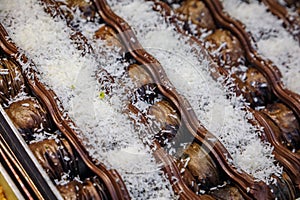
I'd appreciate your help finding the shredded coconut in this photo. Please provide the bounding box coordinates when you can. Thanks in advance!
[221,0,300,94]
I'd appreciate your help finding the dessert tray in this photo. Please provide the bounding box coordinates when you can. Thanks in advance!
[0,0,299,199]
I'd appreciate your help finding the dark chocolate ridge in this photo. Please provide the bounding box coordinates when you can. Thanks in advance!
[261,0,300,43]
[204,0,300,122]
[94,0,274,199]
[0,24,130,200]
[154,0,300,193]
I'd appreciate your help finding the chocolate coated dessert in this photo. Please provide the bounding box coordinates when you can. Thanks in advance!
[5,97,53,141]
[94,25,124,53]
[176,0,215,35]
[57,177,109,200]
[29,138,78,181]
[205,29,245,68]
[210,185,244,200]
[237,67,272,107]
[148,100,180,145]
[262,103,300,151]
[176,142,222,192]
[0,58,27,105]
[128,64,153,88]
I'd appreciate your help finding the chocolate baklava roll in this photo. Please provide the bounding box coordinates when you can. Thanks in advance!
[176,0,216,35]
[210,185,244,200]
[5,97,54,141]
[262,103,300,151]
[57,177,109,200]
[205,29,245,68]
[176,142,223,192]
[148,100,181,145]
[29,138,79,181]
[237,67,272,107]
[0,57,27,105]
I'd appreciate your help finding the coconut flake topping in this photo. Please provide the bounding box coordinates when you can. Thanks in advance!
[221,0,300,94]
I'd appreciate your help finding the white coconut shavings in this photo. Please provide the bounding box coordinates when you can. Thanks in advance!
[109,0,282,183]
[0,0,175,199]
[221,0,300,94]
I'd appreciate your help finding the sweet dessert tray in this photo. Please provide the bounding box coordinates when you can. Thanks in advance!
[0,0,299,199]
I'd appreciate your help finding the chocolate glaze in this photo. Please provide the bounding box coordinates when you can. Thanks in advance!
[210,185,244,200]
[57,177,109,200]
[175,0,215,35]
[262,103,300,151]
[268,172,296,200]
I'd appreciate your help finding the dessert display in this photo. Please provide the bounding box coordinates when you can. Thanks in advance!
[0,1,130,199]
[158,0,300,193]
[160,0,300,151]
[1,0,174,199]
[0,0,299,199]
